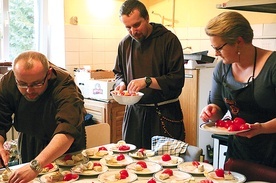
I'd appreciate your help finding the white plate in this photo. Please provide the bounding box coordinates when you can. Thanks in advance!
[177,162,214,174]
[199,122,250,135]
[39,163,59,175]
[71,164,108,176]
[39,171,79,183]
[55,153,89,167]
[100,154,133,167]
[207,171,246,183]
[147,155,184,167]
[154,170,192,183]
[98,170,137,183]
[129,150,154,159]
[110,144,136,153]
[126,161,162,175]
[83,148,113,159]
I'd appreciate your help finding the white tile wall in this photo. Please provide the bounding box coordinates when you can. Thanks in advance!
[65,23,276,76]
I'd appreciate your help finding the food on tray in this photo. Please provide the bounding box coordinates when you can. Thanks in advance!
[192,161,205,172]
[1,169,12,181]
[134,161,147,171]
[112,90,138,96]
[56,153,86,166]
[215,117,250,132]
[85,146,109,157]
[71,161,103,173]
[115,169,129,180]
[159,169,173,180]
[43,171,78,182]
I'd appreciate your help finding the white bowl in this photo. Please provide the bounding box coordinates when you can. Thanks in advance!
[111,90,144,105]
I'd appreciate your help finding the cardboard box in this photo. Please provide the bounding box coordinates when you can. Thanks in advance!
[89,70,114,79]
[78,78,115,100]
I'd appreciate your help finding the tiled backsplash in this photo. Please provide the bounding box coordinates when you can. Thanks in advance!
[65,23,276,76]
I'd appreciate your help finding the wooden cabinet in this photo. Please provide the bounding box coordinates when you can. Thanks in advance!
[179,69,199,146]
[84,99,125,143]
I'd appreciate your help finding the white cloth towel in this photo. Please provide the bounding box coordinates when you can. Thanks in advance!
[151,136,188,156]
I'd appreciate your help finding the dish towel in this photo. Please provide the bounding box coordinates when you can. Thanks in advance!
[151,136,188,156]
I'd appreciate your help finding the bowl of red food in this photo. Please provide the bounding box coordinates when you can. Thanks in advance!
[111,90,144,105]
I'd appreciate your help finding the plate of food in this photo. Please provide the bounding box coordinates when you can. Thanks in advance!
[71,161,108,176]
[126,161,162,175]
[177,161,214,174]
[83,146,113,159]
[0,169,13,182]
[39,171,79,183]
[206,169,246,183]
[98,169,137,183]
[153,169,192,183]
[39,163,59,175]
[147,154,183,167]
[110,140,136,153]
[111,90,144,105]
[199,121,250,135]
[100,154,133,167]
[129,148,154,159]
[55,152,88,167]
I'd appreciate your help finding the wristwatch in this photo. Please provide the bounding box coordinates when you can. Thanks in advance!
[145,77,152,88]
[30,159,42,172]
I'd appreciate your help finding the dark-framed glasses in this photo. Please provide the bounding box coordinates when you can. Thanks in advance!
[212,43,227,52]
[16,73,48,89]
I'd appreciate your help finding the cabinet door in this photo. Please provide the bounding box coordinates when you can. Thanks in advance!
[84,99,106,123]
[109,103,125,143]
[179,69,199,146]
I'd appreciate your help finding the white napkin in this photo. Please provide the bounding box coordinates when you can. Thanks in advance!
[151,136,188,156]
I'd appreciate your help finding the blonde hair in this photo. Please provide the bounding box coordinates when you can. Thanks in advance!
[13,51,49,72]
[205,11,253,44]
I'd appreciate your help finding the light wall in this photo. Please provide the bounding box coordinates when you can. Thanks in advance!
[64,0,276,76]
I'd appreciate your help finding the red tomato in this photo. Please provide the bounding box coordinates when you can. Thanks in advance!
[98,146,108,151]
[223,119,233,128]
[215,119,225,128]
[233,117,246,126]
[228,124,240,131]
[118,145,130,151]
[239,123,250,130]
[161,154,171,161]
[192,161,200,167]
[93,162,102,167]
[136,161,147,168]
[119,169,129,179]
[116,154,125,161]
[215,168,224,177]
[44,163,54,169]
[162,169,173,176]
[63,154,72,161]
[147,178,157,183]
[63,173,78,181]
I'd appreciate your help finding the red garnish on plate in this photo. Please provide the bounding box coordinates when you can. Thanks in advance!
[161,154,171,161]
[116,154,125,161]
[162,169,173,176]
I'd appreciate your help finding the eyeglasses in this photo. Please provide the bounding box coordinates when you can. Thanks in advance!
[212,42,228,52]
[16,73,48,89]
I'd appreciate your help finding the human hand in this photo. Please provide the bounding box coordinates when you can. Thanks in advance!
[127,78,146,93]
[236,122,262,138]
[115,82,126,92]
[0,149,10,167]
[200,104,222,122]
[8,164,38,183]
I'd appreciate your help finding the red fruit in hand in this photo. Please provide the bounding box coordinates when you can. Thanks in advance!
[136,161,147,168]
[223,119,233,128]
[215,168,224,177]
[63,154,72,161]
[239,123,250,130]
[98,146,108,151]
[118,145,130,151]
[116,154,125,161]
[233,117,246,126]
[147,178,157,183]
[215,119,225,128]
[228,124,239,131]
[161,154,171,161]
[162,169,173,176]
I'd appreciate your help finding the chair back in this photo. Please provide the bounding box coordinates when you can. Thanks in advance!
[85,123,110,148]
[180,145,203,162]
